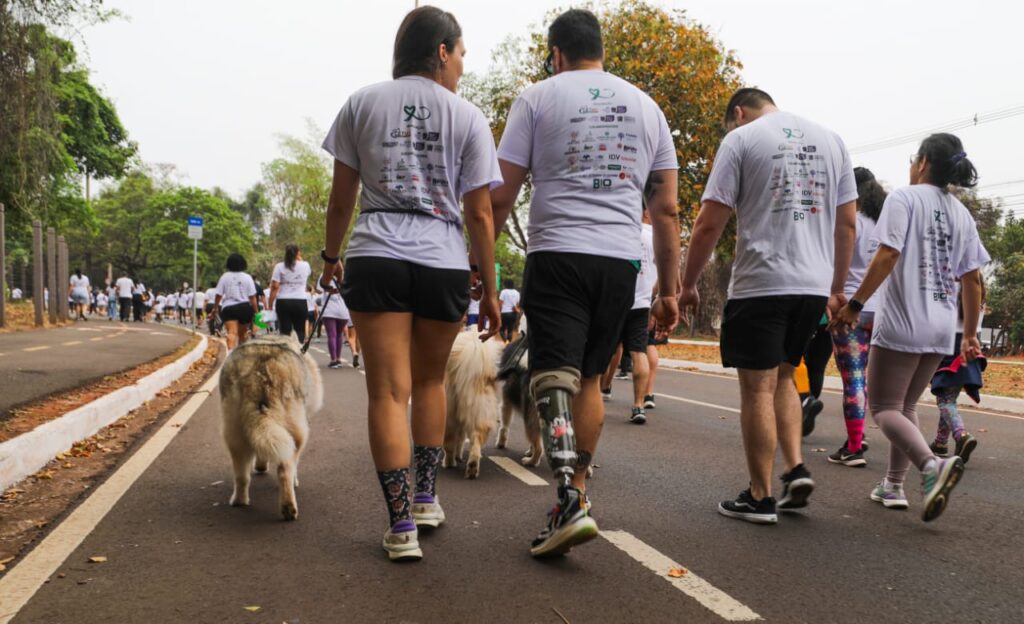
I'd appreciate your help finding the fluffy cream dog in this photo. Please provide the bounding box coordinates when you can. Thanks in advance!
[219,335,323,520]
[443,330,503,479]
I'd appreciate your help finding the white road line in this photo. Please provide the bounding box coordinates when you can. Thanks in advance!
[601,530,761,622]
[655,392,740,414]
[488,456,548,486]
[22,346,49,353]
[61,341,82,346]
[89,337,104,342]
[0,369,220,624]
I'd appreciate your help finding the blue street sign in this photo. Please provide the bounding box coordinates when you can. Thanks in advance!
[188,216,204,226]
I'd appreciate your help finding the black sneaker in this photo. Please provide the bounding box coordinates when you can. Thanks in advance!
[954,433,978,465]
[601,387,611,402]
[629,407,647,425]
[801,396,824,437]
[777,464,815,509]
[352,354,360,368]
[718,489,777,524]
[614,370,629,380]
[827,442,867,467]
[643,394,656,410]
[530,486,599,558]
[930,441,950,458]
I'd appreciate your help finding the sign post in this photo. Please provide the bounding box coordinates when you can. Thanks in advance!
[187,217,203,333]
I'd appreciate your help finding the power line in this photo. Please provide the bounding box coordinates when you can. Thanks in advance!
[977,178,1024,191]
[849,103,1024,155]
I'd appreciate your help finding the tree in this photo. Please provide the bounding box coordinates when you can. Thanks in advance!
[986,214,1024,353]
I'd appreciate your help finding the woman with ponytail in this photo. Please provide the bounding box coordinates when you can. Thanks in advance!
[268,244,311,343]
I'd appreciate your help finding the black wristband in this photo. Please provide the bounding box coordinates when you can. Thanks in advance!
[848,299,864,313]
[320,249,340,264]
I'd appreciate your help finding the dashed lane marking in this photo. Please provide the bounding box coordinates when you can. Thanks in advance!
[61,341,82,346]
[601,530,762,621]
[0,367,220,624]
[22,346,49,353]
[89,337,104,342]
[655,392,740,414]
[488,456,548,486]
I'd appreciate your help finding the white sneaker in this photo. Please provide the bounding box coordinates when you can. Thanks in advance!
[411,494,446,528]
[382,520,422,561]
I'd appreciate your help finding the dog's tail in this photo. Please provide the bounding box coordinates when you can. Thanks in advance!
[247,409,295,465]
[449,331,501,389]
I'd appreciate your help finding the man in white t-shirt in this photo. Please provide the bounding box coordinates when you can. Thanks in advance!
[679,88,857,524]
[497,280,520,341]
[11,287,22,300]
[491,8,680,558]
[115,273,134,322]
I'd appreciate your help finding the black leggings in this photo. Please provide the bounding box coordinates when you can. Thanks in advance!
[276,298,307,343]
[804,326,833,398]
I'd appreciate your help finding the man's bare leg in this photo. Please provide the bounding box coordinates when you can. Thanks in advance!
[737,368,779,500]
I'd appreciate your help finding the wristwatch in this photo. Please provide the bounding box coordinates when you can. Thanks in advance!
[848,299,864,313]
[320,249,340,264]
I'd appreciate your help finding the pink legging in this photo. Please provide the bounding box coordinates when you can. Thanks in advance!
[323,317,349,361]
[867,346,944,484]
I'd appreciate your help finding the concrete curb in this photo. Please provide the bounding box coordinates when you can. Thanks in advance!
[0,334,208,490]
[659,358,1024,415]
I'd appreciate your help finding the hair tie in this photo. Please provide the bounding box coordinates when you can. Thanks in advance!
[951,151,967,163]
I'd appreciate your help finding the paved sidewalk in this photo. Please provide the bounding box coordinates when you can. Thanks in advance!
[0,322,192,417]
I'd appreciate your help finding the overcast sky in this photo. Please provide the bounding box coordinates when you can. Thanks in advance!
[75,1,1024,216]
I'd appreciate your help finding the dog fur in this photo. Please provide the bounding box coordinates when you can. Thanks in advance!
[496,335,544,466]
[219,335,323,520]
[442,331,504,478]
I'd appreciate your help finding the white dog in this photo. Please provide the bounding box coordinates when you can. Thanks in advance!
[219,335,323,520]
[443,330,503,478]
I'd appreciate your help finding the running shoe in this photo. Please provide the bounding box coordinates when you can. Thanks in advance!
[643,394,656,410]
[530,486,599,558]
[921,456,965,522]
[382,519,422,561]
[954,433,978,465]
[801,396,824,437]
[930,440,950,457]
[411,493,446,528]
[352,354,360,368]
[601,387,611,402]
[629,407,647,425]
[777,463,815,509]
[827,442,867,467]
[870,480,909,509]
[614,370,629,380]
[718,489,777,524]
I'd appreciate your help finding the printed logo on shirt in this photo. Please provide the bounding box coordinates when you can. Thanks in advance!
[403,105,431,121]
[782,128,804,139]
[588,88,616,100]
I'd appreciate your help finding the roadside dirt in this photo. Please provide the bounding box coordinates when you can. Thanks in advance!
[0,341,222,573]
[0,302,68,334]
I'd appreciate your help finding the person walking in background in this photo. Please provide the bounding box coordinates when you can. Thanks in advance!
[96,289,108,317]
[115,272,133,322]
[131,278,146,322]
[466,266,482,328]
[319,5,501,561]
[680,88,857,524]
[268,244,311,343]
[347,322,361,369]
[498,279,520,342]
[826,167,887,467]
[319,263,350,368]
[213,253,259,350]
[106,282,118,321]
[194,287,206,325]
[831,133,989,522]
[69,268,90,321]
[305,285,319,341]
[205,281,220,336]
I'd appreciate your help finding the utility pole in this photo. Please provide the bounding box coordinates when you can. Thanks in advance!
[32,221,43,327]
[46,227,57,325]
[0,203,5,328]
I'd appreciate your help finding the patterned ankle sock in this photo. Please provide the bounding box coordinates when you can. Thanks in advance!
[413,445,443,498]
[376,468,411,526]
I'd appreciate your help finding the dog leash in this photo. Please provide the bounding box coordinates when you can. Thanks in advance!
[301,277,341,355]
[497,331,528,380]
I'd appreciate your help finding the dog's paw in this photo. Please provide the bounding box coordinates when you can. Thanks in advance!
[521,453,542,467]
[229,493,250,507]
[281,502,298,521]
[253,462,269,475]
[496,430,509,449]
[586,465,594,479]
[465,460,480,479]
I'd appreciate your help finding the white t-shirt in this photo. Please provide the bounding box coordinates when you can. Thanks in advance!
[205,288,217,304]
[499,289,520,313]
[70,274,90,292]
[305,292,316,312]
[467,297,480,315]
[97,293,108,306]
[115,277,133,298]
[11,288,22,299]
[153,295,165,313]
[183,292,194,308]
[133,282,146,296]
[702,111,857,299]
[633,223,657,310]
[194,290,206,309]
[497,69,677,260]
[322,75,503,270]
[167,293,178,308]
[845,211,881,314]
[271,261,311,300]
[319,289,350,320]
[216,271,257,309]
[870,185,991,354]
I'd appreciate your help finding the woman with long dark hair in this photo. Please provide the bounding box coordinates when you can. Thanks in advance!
[213,253,259,350]
[832,133,990,521]
[319,6,501,561]
[268,244,311,343]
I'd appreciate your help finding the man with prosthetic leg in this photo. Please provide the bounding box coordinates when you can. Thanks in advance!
[491,9,680,557]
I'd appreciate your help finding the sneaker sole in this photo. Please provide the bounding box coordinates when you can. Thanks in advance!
[922,457,965,522]
[827,455,867,467]
[777,478,814,509]
[530,516,599,558]
[383,541,423,561]
[717,504,778,525]
[643,403,656,410]
[870,492,909,509]
[802,403,823,437]
[957,437,978,465]
[629,416,647,425]
[412,512,446,528]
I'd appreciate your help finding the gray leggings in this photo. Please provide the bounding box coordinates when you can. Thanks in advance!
[867,346,943,484]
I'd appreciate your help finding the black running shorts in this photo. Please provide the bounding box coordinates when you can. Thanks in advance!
[620,307,650,354]
[522,252,637,378]
[719,295,828,370]
[342,257,470,323]
[219,302,254,325]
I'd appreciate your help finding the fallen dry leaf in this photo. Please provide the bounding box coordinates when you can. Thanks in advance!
[0,556,15,565]
[813,448,827,453]
[667,567,689,577]
[243,606,261,612]
[978,428,989,433]
[34,470,55,480]
[87,556,107,563]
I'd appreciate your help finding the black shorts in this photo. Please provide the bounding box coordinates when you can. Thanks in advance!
[620,307,650,353]
[522,252,637,378]
[342,257,469,323]
[220,302,254,325]
[720,295,828,370]
[647,330,668,346]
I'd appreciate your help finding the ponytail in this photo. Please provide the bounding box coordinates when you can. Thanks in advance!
[917,133,978,190]
[284,244,299,270]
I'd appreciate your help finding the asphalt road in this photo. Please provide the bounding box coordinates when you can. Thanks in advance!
[0,322,192,418]
[8,338,1024,623]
